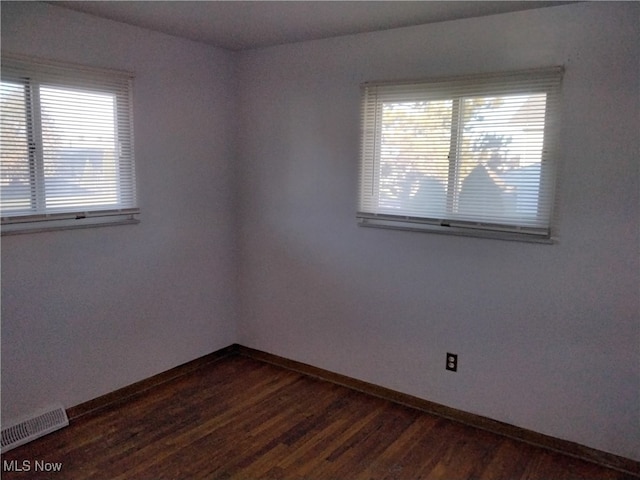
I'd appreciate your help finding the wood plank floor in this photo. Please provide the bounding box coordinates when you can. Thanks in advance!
[1,354,636,479]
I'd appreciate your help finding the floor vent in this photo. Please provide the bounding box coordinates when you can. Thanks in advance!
[1,405,69,453]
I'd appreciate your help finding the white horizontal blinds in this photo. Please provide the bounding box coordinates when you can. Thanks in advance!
[40,86,122,211]
[359,87,382,207]
[0,81,33,213]
[359,67,562,237]
[0,54,136,220]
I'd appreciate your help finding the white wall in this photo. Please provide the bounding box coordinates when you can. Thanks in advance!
[236,2,640,460]
[1,2,238,421]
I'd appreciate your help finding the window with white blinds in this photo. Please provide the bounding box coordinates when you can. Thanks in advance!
[1,54,138,234]
[358,67,563,242]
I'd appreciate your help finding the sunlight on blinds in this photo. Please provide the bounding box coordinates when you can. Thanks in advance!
[359,68,562,241]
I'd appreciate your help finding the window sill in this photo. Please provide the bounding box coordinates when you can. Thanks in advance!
[357,216,554,244]
[1,211,140,236]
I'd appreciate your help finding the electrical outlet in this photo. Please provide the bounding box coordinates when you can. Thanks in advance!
[446,353,458,372]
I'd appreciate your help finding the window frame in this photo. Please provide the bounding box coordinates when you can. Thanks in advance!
[357,67,563,243]
[1,53,139,235]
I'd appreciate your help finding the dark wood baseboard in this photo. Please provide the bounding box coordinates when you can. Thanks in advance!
[236,345,640,478]
[64,343,639,477]
[66,344,239,420]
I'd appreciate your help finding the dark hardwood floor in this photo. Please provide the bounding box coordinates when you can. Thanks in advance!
[1,354,636,479]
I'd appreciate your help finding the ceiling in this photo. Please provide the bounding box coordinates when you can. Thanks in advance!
[51,1,572,51]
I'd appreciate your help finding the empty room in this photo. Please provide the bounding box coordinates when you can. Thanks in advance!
[1,1,638,478]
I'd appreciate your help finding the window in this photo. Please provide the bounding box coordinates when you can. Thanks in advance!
[358,67,563,242]
[1,54,138,234]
